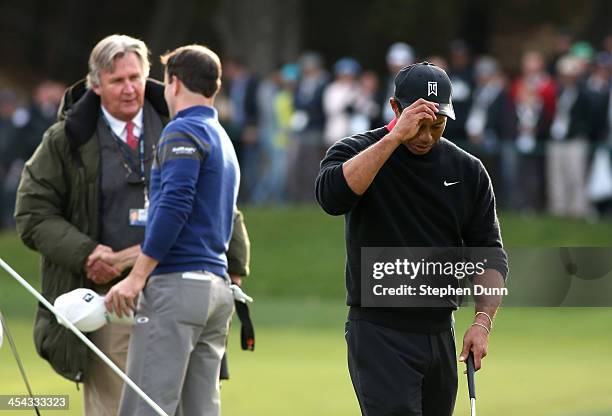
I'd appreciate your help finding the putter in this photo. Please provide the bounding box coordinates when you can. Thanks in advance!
[466,351,476,416]
[0,258,169,416]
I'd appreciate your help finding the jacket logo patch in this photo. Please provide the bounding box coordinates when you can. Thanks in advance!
[171,146,197,155]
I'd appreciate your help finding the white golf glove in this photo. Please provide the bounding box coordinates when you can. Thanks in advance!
[230,284,253,304]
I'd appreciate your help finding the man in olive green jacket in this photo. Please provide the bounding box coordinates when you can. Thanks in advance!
[14,34,250,416]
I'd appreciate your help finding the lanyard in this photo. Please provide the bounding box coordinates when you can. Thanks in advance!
[100,112,149,208]
[138,136,149,209]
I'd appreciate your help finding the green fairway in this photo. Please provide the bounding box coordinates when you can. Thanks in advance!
[1,206,612,415]
[2,304,611,415]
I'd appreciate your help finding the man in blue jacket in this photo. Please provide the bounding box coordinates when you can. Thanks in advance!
[106,44,240,416]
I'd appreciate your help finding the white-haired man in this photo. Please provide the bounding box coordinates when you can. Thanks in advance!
[15,34,250,416]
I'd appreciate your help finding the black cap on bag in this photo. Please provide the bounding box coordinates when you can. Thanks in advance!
[393,62,455,120]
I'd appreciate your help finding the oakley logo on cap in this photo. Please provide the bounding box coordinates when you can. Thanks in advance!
[428,82,438,96]
[82,293,94,303]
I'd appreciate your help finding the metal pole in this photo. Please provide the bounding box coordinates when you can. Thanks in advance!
[0,258,168,416]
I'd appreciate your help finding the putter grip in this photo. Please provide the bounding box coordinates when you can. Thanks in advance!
[466,352,476,399]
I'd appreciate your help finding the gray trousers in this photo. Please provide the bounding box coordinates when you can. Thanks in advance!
[118,271,234,416]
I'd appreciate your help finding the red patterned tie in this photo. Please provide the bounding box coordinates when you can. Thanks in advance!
[126,121,138,150]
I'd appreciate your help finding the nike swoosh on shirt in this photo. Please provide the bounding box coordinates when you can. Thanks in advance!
[444,181,460,187]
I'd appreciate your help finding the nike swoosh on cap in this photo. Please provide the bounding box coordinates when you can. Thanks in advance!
[444,180,459,186]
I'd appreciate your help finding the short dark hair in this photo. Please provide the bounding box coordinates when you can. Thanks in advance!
[160,45,222,98]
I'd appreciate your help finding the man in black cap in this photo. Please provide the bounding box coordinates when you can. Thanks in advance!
[315,62,507,415]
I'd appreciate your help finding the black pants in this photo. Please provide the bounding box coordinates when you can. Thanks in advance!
[346,320,457,416]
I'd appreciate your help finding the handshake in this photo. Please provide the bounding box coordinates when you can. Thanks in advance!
[84,244,140,285]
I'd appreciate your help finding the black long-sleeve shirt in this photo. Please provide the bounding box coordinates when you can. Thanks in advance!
[315,126,508,332]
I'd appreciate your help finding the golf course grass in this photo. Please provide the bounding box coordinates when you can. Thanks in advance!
[1,206,611,415]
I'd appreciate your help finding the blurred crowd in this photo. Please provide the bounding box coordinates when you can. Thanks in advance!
[0,80,66,229]
[1,32,612,230]
[217,33,612,220]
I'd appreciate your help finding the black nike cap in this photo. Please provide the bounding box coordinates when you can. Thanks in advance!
[393,61,455,120]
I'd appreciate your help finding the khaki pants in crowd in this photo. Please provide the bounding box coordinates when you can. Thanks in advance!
[546,138,589,217]
[84,322,132,416]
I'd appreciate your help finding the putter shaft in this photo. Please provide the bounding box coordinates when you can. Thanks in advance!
[466,352,476,416]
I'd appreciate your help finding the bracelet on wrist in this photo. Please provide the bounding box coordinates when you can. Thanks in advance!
[471,322,491,334]
[475,311,494,329]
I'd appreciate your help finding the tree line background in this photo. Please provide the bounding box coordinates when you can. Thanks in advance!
[0,0,610,90]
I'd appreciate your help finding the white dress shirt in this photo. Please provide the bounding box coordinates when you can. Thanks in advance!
[101,106,144,143]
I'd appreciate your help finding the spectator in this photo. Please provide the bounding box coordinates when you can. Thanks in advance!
[252,66,281,204]
[547,28,574,76]
[288,52,328,202]
[323,57,362,147]
[510,50,557,213]
[352,70,381,132]
[0,89,21,228]
[466,56,515,208]
[323,60,380,143]
[2,81,65,228]
[569,41,595,78]
[223,57,260,201]
[603,33,612,55]
[466,57,512,145]
[381,42,414,123]
[512,51,557,138]
[425,55,449,71]
[585,53,612,143]
[18,81,66,161]
[252,63,299,204]
[585,52,612,216]
[547,55,590,217]
[445,39,474,142]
